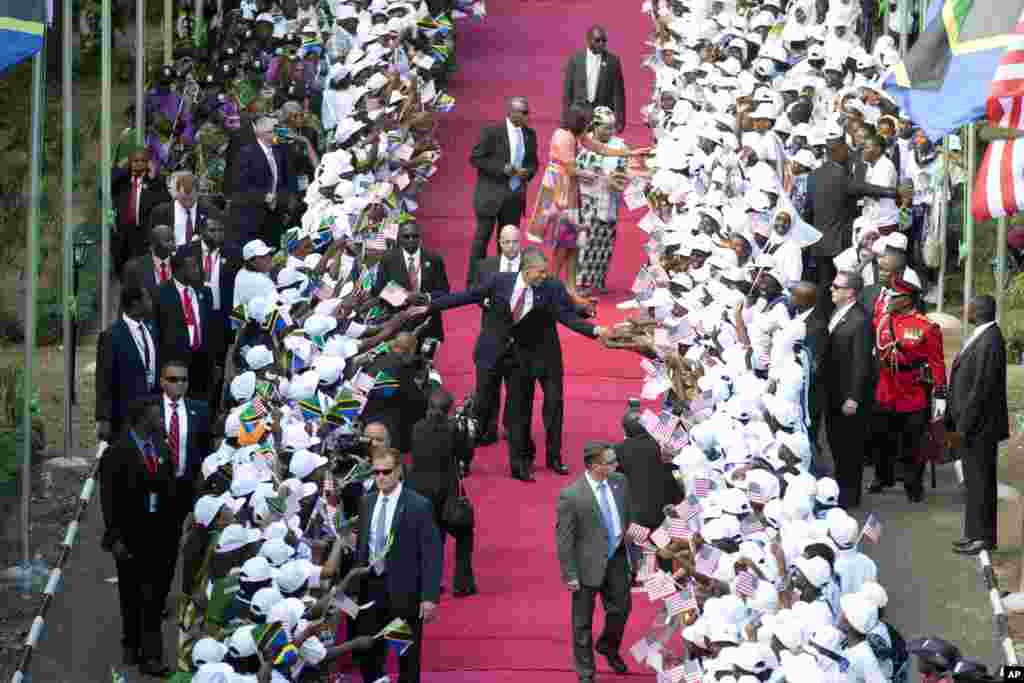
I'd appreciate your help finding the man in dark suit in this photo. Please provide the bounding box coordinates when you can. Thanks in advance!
[472,224,521,444]
[947,295,1010,555]
[113,147,171,274]
[468,96,538,287]
[361,332,429,454]
[149,170,210,248]
[615,412,681,532]
[177,209,237,370]
[156,358,212,608]
[562,26,627,132]
[373,221,451,344]
[96,286,158,443]
[99,398,178,676]
[790,282,829,448]
[825,270,874,508]
[152,250,218,402]
[421,248,610,481]
[354,447,443,683]
[556,441,633,683]
[123,224,176,302]
[230,115,292,257]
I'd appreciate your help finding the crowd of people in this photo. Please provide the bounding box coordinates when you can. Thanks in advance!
[543,0,1010,682]
[90,0,1017,679]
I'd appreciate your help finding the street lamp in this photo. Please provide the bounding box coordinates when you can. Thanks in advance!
[70,232,98,405]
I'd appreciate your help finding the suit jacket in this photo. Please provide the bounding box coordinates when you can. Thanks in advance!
[562,49,627,128]
[804,310,830,424]
[430,273,597,372]
[223,114,259,197]
[95,319,159,437]
[407,418,467,501]
[556,472,633,588]
[825,303,873,414]
[807,161,900,257]
[946,324,1010,443]
[615,433,681,529]
[123,251,172,302]
[112,170,170,236]
[100,430,179,554]
[162,397,212,519]
[149,199,211,244]
[470,122,538,217]
[373,247,451,342]
[361,353,428,453]
[152,279,218,393]
[355,485,443,610]
[235,142,292,201]
[177,241,238,363]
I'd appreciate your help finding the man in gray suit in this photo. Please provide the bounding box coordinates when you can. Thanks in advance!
[556,441,633,682]
[562,26,626,133]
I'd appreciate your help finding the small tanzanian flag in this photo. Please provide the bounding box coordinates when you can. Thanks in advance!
[325,388,365,426]
[375,617,414,656]
[298,397,324,421]
[370,370,400,399]
[0,0,48,74]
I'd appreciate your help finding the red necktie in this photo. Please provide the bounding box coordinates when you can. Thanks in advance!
[512,287,527,323]
[185,209,194,243]
[204,250,214,279]
[160,261,170,283]
[407,257,419,292]
[182,289,201,350]
[143,442,157,476]
[126,177,139,226]
[167,403,180,474]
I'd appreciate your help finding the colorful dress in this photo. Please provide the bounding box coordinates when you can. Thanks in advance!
[576,135,627,290]
[529,128,582,248]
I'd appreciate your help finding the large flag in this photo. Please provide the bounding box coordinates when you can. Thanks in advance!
[0,0,47,74]
[973,9,1024,222]
[882,0,1024,139]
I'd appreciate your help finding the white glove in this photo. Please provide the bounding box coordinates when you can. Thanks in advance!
[933,398,946,420]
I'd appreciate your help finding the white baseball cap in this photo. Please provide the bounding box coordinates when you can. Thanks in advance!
[215,524,262,553]
[240,556,274,584]
[289,449,329,480]
[840,593,879,633]
[259,537,296,567]
[192,638,229,667]
[274,560,311,595]
[243,239,274,261]
[249,587,284,621]
[794,555,832,589]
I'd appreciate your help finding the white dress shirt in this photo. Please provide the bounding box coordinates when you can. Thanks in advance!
[510,273,534,320]
[173,279,201,347]
[369,482,402,555]
[258,140,279,193]
[585,472,622,543]
[123,313,156,389]
[201,243,223,311]
[829,300,857,334]
[506,118,525,172]
[585,49,602,103]
[404,249,422,292]
[163,394,188,478]
[499,255,521,273]
[173,202,198,247]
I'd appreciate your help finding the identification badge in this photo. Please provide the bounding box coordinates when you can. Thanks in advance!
[297,175,309,191]
[148,493,159,513]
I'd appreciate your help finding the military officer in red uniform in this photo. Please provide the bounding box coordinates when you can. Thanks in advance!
[868,275,947,502]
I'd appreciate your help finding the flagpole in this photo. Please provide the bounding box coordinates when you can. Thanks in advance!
[135,0,146,145]
[61,0,75,481]
[22,43,47,567]
[100,0,112,329]
[899,0,909,57]
[997,217,1008,325]
[962,122,976,344]
[164,0,173,63]
[936,136,949,314]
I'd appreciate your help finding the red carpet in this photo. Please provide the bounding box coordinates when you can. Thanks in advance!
[412,2,656,679]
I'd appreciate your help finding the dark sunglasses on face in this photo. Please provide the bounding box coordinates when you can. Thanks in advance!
[372,468,395,476]
[164,376,189,383]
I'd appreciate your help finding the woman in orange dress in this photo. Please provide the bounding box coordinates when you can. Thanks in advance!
[527,105,647,306]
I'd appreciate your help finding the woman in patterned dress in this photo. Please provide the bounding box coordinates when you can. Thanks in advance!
[575,107,629,295]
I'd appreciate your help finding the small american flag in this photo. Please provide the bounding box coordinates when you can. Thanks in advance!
[641,409,680,445]
[735,570,759,597]
[251,398,268,418]
[667,517,693,540]
[667,429,689,453]
[741,517,765,536]
[649,527,671,548]
[675,499,700,523]
[747,481,769,505]
[364,233,388,251]
[694,544,722,577]
[861,513,882,543]
[664,588,697,616]
[636,551,657,581]
[682,659,703,683]
[644,571,677,601]
[626,523,651,545]
[691,477,713,499]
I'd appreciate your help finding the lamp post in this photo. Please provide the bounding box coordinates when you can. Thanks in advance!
[69,234,98,406]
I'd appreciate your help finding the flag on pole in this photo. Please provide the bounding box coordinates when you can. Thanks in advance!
[375,617,414,656]
[667,517,693,540]
[691,477,713,499]
[0,0,48,74]
[664,588,697,616]
[695,544,722,576]
[972,9,1024,222]
[861,513,883,543]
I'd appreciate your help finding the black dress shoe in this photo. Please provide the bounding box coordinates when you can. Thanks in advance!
[952,537,974,548]
[953,539,997,555]
[595,643,628,674]
[866,481,891,494]
[138,659,171,677]
[122,647,139,666]
[906,489,924,503]
[453,585,478,598]
[547,461,570,475]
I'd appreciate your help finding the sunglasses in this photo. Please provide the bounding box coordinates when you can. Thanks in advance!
[163,376,189,383]
[372,468,395,476]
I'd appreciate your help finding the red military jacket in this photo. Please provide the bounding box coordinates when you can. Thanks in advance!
[874,308,947,413]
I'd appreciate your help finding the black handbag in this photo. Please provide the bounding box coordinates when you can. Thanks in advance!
[442,469,474,530]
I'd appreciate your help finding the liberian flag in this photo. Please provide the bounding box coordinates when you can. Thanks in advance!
[973,9,1024,223]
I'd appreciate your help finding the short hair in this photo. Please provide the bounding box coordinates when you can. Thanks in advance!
[371,447,401,470]
[837,270,863,293]
[506,96,528,113]
[864,132,885,149]
[562,104,591,136]
[363,421,391,446]
[973,294,997,323]
[120,285,147,311]
[583,440,614,466]
[498,224,520,242]
[168,170,196,199]
[253,116,278,133]
[520,246,547,270]
[161,358,189,376]
[278,101,303,119]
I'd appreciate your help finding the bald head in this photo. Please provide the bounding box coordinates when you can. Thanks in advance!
[498,225,521,260]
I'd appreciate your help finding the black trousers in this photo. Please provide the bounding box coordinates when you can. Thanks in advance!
[426,491,476,592]
[873,408,929,495]
[571,545,632,680]
[814,253,838,321]
[468,194,525,286]
[356,573,425,683]
[115,551,173,661]
[827,409,868,508]
[474,354,513,438]
[959,437,999,543]
[506,362,565,471]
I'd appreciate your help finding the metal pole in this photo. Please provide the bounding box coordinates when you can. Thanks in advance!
[62,0,74,469]
[997,217,1009,325]
[22,47,47,567]
[899,0,909,57]
[936,135,949,314]
[164,0,173,63]
[135,0,145,145]
[101,0,112,329]
[962,123,976,344]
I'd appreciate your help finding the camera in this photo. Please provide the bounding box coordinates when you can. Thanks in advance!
[327,432,373,477]
[451,394,479,446]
